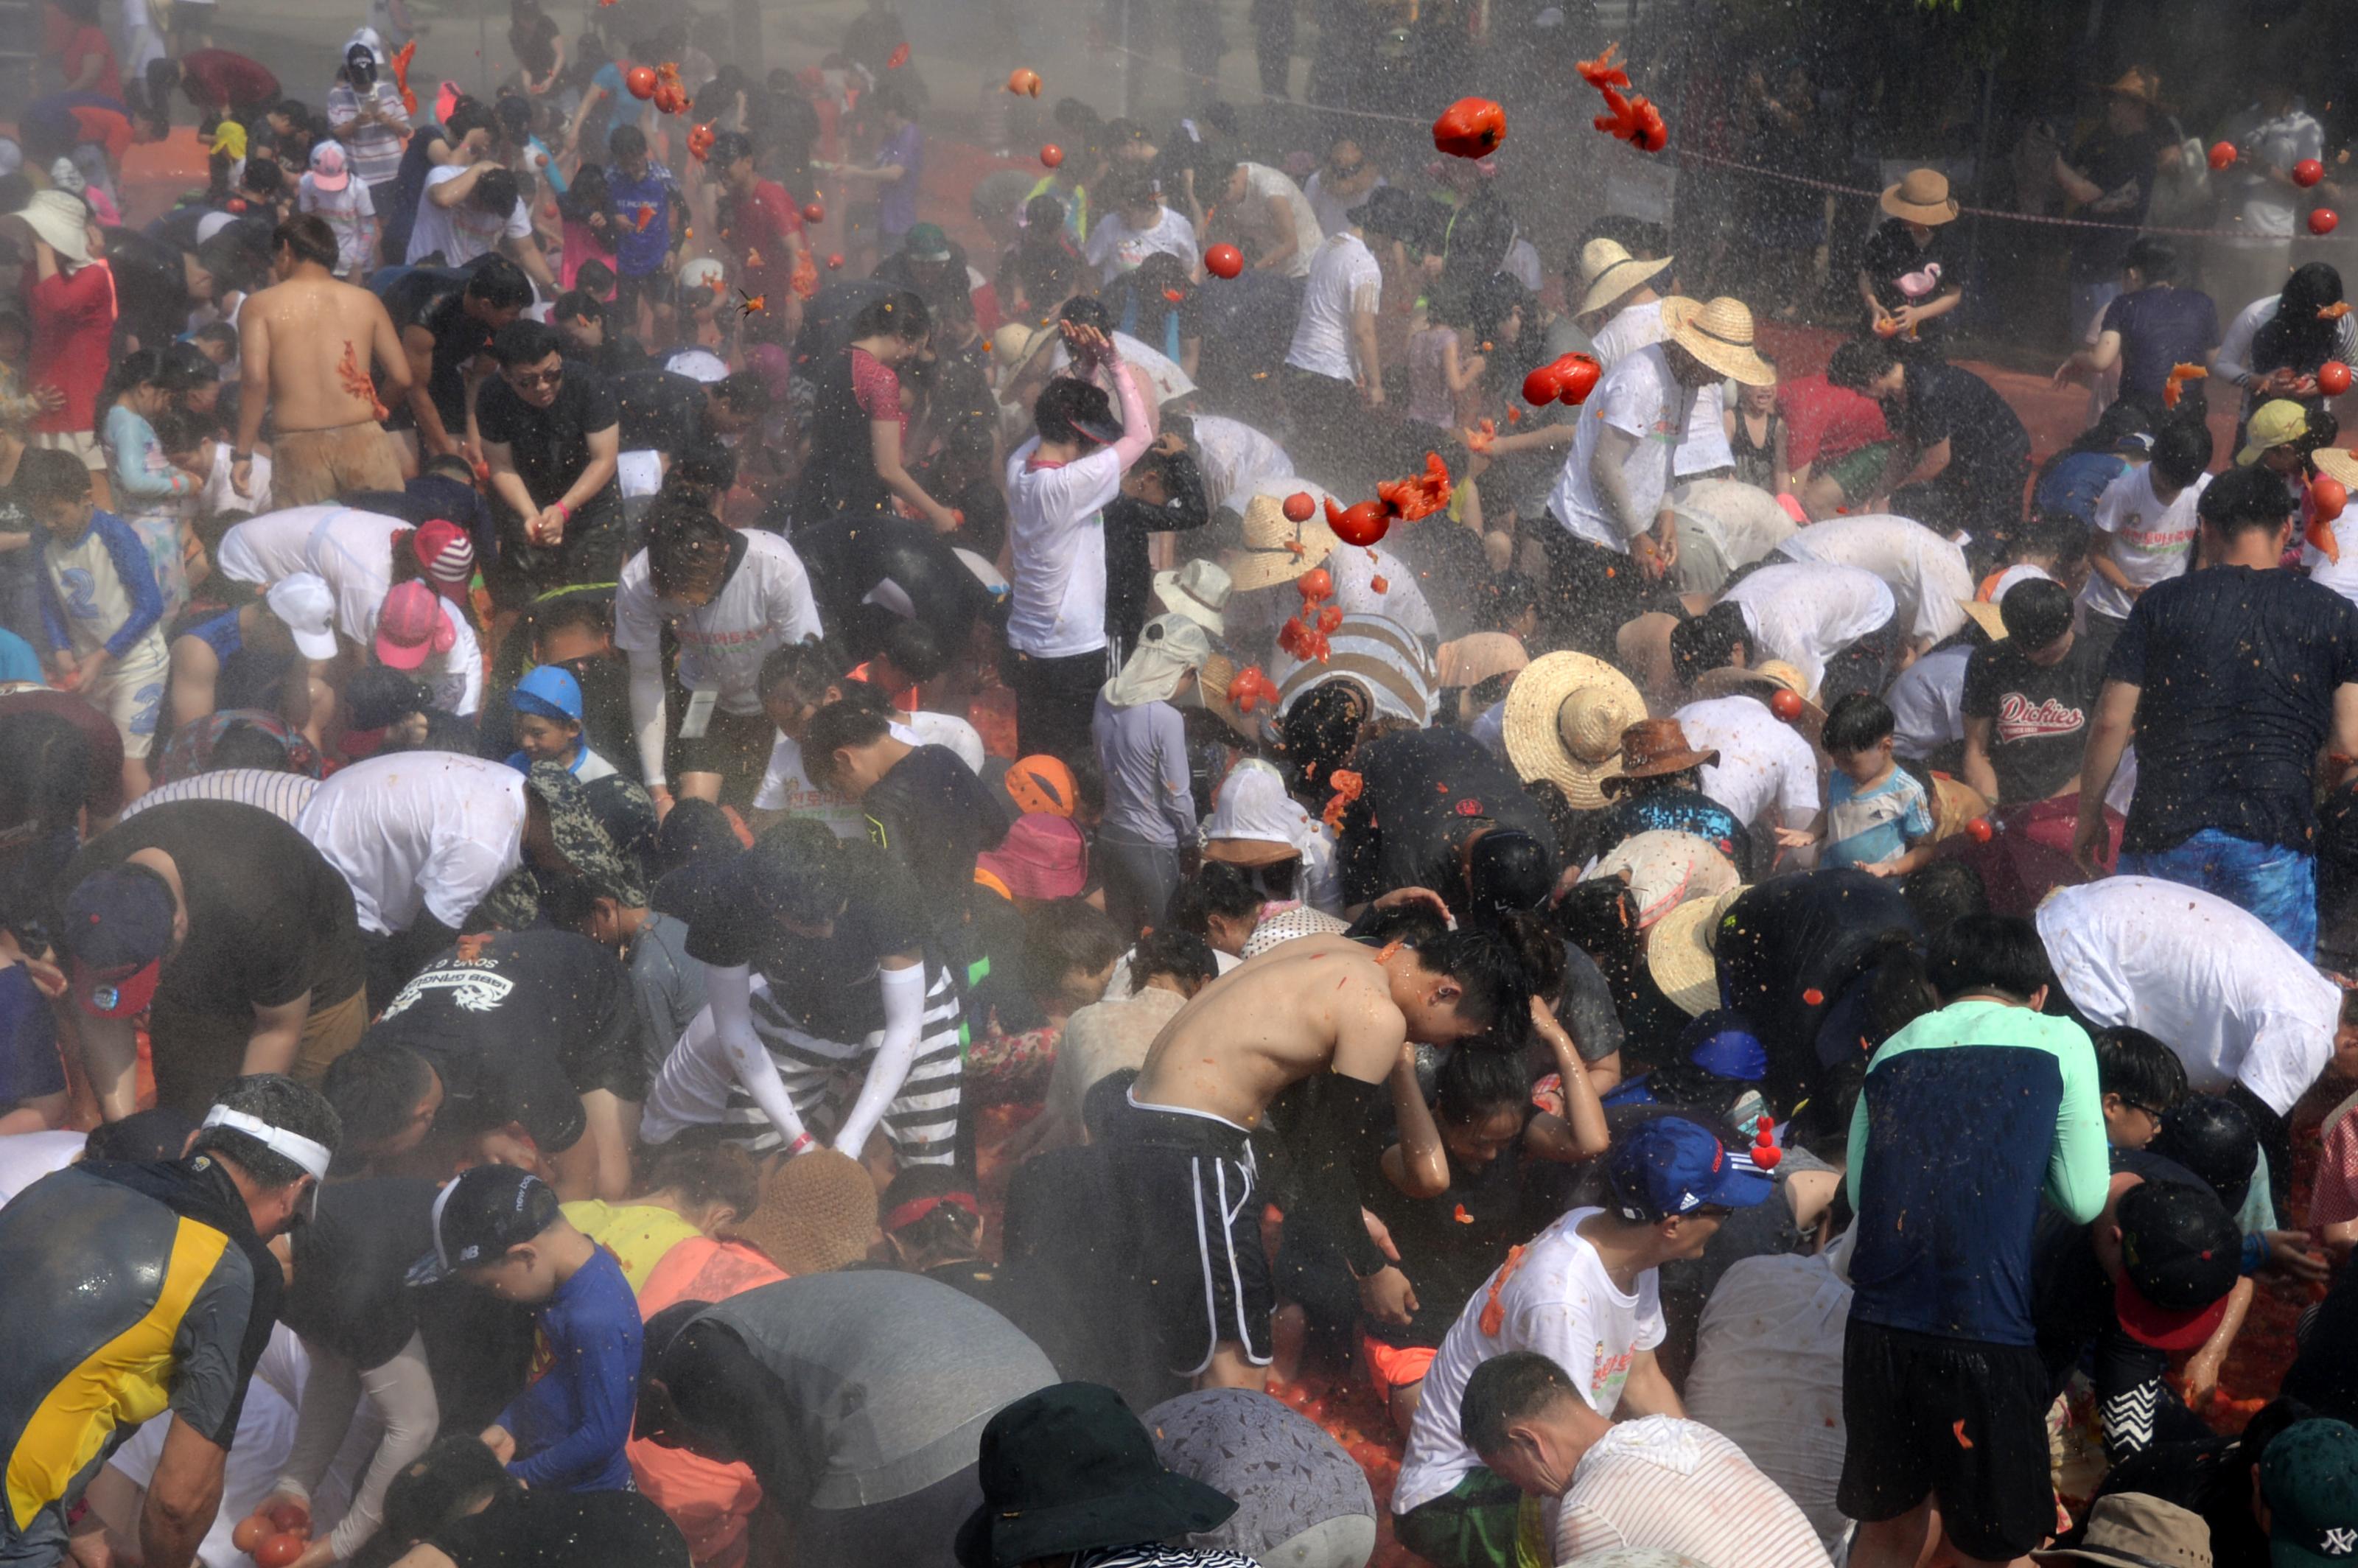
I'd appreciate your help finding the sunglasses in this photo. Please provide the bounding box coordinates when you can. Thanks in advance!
[508,367,564,390]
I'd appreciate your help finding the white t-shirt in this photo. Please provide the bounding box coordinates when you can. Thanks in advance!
[2082,465,2206,620]
[1285,231,1382,382]
[414,598,483,718]
[110,1332,306,1568]
[298,171,377,271]
[1190,415,1294,517]
[196,441,267,517]
[1684,1250,1854,1550]
[1888,642,1973,761]
[1669,479,1797,577]
[405,164,532,267]
[2037,876,2339,1116]
[2305,494,2358,607]
[297,751,528,934]
[1719,562,1896,699]
[1551,1416,1838,1568]
[1084,205,1197,282]
[2227,107,2325,238]
[1550,343,1692,553]
[1587,300,1729,477]
[217,504,412,646]
[1395,1207,1666,1515]
[1005,439,1120,658]
[1675,693,1819,829]
[752,715,972,829]
[1304,170,1384,239]
[1777,512,1975,644]
[0,1130,84,1205]
[1589,297,1664,370]
[1324,542,1438,645]
[1237,162,1322,279]
[613,531,822,715]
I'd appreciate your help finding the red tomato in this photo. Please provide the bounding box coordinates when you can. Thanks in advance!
[2297,158,2327,188]
[231,1517,269,1553]
[625,64,658,99]
[802,201,825,223]
[1768,689,1803,722]
[826,253,844,269]
[1204,243,1245,280]
[255,1534,305,1568]
[1551,353,1602,405]
[1522,365,1564,406]
[2208,141,2238,171]
[262,1502,310,1536]
[1966,818,1995,844]
[1752,1144,1783,1171]
[2313,207,2341,237]
[1007,67,1042,97]
[1325,499,1389,547]
[2323,360,2353,396]
[1282,491,1315,523]
[2315,476,2349,525]
[1297,567,1333,600]
[1801,987,1825,1007]
[1040,144,1063,169]
[1431,97,1508,160]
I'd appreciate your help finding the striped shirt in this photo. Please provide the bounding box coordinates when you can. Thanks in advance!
[1550,1417,1835,1568]
[122,769,322,827]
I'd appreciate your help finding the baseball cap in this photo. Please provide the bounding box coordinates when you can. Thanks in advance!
[410,519,477,595]
[59,869,176,1018]
[1603,1116,1773,1222]
[1679,1009,1768,1082]
[374,581,456,671]
[2150,1095,2259,1215]
[1464,828,1556,923]
[2262,1419,2358,1567]
[904,222,954,262]
[2239,399,2312,466]
[307,141,351,191]
[976,813,1089,901]
[511,663,585,724]
[265,572,340,660]
[2113,1179,2241,1350]
[1003,754,1077,818]
[410,1164,561,1284]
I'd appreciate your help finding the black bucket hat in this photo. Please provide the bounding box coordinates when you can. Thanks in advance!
[954,1383,1236,1568]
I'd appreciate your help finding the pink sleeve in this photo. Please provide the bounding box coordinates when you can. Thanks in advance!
[2312,1116,2358,1229]
[1108,358,1153,469]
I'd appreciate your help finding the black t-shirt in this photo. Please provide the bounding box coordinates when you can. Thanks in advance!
[1961,632,2104,805]
[2065,127,2167,281]
[366,930,647,1151]
[613,368,708,454]
[1898,363,2030,488]
[63,802,365,1021]
[1714,868,1920,1105]
[2102,285,2222,407]
[474,360,623,529]
[683,841,941,1042]
[2110,565,2358,854]
[861,744,1010,920]
[377,269,479,433]
[2284,1247,2358,1426]
[1858,217,1957,345]
[283,1177,438,1368]
[1360,1130,1527,1350]
[1337,729,1559,908]
[430,1488,690,1568]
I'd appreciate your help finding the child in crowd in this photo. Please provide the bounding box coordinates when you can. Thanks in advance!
[604,125,683,343]
[2093,1025,2188,1150]
[297,141,377,280]
[508,663,620,782]
[1782,692,1934,878]
[97,348,204,617]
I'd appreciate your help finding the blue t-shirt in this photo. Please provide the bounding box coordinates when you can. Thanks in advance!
[1824,766,1931,869]
[2034,451,2128,527]
[0,627,42,685]
[2100,286,2222,405]
[182,609,242,664]
[604,162,679,278]
[494,1245,642,1491]
[0,962,64,1104]
[878,124,923,235]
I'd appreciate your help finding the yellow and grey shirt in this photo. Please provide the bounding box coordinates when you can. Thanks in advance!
[0,1158,277,1560]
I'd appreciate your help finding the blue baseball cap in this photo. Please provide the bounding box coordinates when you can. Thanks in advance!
[60,867,176,1018]
[1603,1116,1773,1222]
[511,664,584,724]
[1679,1010,1767,1082]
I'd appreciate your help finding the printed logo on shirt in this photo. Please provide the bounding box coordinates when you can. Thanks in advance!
[1995,693,2086,743]
[2119,511,2196,553]
[1592,1343,1636,1403]
[380,967,518,1016]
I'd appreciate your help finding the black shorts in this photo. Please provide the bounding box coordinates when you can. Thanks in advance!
[612,267,677,314]
[670,703,774,805]
[486,511,626,612]
[1838,1318,2055,1562]
[1104,1094,1273,1375]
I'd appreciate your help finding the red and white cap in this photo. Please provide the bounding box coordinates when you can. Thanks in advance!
[410,519,477,600]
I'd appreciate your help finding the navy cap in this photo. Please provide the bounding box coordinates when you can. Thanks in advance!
[409,1165,561,1284]
[1603,1116,1774,1222]
[60,868,175,1018]
[1679,1009,1767,1082]
[1466,828,1556,923]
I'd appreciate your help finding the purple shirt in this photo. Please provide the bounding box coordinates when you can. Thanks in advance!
[878,124,923,236]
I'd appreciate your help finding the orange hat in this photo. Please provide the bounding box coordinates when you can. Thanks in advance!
[1004,755,1078,818]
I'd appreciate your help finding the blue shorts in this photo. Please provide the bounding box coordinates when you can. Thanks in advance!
[0,965,65,1107]
[2119,828,2317,960]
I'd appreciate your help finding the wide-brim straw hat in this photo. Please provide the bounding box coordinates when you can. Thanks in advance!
[1576,237,1673,316]
[1502,651,1648,810]
[1928,772,1991,844]
[1960,598,2008,640]
[2315,447,2358,489]
[1647,884,1746,1017]
[1881,167,1960,225]
[1688,658,1825,744]
[1230,489,1344,594]
[1659,296,1776,387]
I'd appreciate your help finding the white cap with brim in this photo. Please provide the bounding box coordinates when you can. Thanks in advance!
[265,573,340,661]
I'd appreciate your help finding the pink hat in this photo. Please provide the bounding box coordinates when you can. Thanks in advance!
[307,141,351,192]
[374,581,456,671]
[410,519,477,598]
[976,813,1089,901]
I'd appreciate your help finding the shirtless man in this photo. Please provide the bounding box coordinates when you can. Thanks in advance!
[234,215,413,507]
[1123,927,1539,1389]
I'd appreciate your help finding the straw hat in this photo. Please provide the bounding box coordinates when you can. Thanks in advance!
[1928,773,1991,844]
[1959,598,2008,640]
[1647,884,1746,1017]
[1576,237,1673,317]
[1599,718,1719,797]
[2315,447,2358,489]
[1502,651,1648,810]
[2096,66,2166,109]
[1658,297,1777,387]
[1192,651,1270,743]
[1880,168,1960,226]
[1229,491,1343,594]
[1584,830,1739,930]
[736,1149,878,1276]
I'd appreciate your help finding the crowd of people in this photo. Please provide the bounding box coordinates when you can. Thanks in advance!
[13,4,2358,1568]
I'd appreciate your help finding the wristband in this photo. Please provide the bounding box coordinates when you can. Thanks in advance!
[232,449,252,463]
[786,1132,816,1156]
[552,500,571,522]
[2242,1230,2269,1276]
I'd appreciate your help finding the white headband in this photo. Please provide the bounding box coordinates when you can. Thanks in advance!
[202,1106,332,1184]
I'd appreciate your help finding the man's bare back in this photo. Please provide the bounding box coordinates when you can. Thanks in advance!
[1134,934,1407,1127]
[241,271,411,435]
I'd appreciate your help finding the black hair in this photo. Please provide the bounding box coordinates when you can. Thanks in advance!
[2093,1026,2188,1110]
[644,498,734,595]
[651,797,737,881]
[13,447,93,505]
[1999,577,2077,651]
[274,214,341,270]
[2151,417,2215,489]
[377,1438,518,1555]
[465,255,534,311]
[532,595,611,646]
[2025,510,2093,567]
[1821,692,1896,755]
[875,615,952,683]
[240,156,286,197]
[709,130,755,168]
[668,442,738,506]
[868,81,913,120]
[849,289,931,343]
[444,97,494,142]
[189,1073,344,1189]
[799,698,893,787]
[1102,169,1157,211]
[880,1163,982,1259]
[555,288,606,325]
[712,371,772,419]
[1170,861,1265,933]
[1130,925,1217,989]
[757,638,847,705]
[1024,899,1125,997]
[1034,377,1117,447]
[1899,859,1987,935]
[209,720,294,773]
[491,318,563,367]
[0,711,91,847]
[2124,237,2178,284]
[2197,461,2296,542]
[1459,1351,1579,1455]
[1667,601,1749,687]
[634,1140,760,1219]
[1435,1046,1530,1124]
[1924,913,2051,1003]
[608,122,647,162]
[1825,337,1898,393]
[321,1043,434,1161]
[743,817,851,925]
[564,161,612,223]
[1413,925,1537,1046]
[1058,294,1113,335]
[469,164,519,218]
[149,407,204,458]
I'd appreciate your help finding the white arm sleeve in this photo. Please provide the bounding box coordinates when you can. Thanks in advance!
[629,644,670,787]
[705,961,808,1146]
[326,1333,439,1560]
[831,959,928,1158]
[276,1341,362,1504]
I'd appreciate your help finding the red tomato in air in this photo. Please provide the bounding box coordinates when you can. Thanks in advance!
[1204,243,1245,280]
[1297,567,1333,600]
[1326,498,1390,547]
[1522,365,1564,406]
[2312,207,2340,237]
[2296,158,2327,189]
[1551,353,1602,405]
[826,253,844,269]
[2323,360,2353,396]
[2315,477,2349,525]
[802,201,825,223]
[1282,491,1315,523]
[1768,689,1802,723]
[2208,141,2238,171]
[1040,144,1063,169]
[1431,96,1507,160]
[254,1534,306,1568]
[1007,67,1042,97]
[625,65,659,99]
